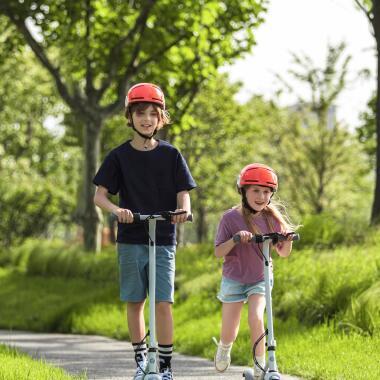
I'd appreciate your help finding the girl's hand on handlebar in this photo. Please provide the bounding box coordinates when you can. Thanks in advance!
[235,230,253,244]
[171,209,188,224]
[115,208,134,223]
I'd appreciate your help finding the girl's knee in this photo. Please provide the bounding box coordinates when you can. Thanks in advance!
[156,301,172,314]
[248,314,264,329]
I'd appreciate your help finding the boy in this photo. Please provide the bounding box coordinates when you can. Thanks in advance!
[93,83,196,380]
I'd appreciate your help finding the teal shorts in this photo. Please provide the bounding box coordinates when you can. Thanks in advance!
[217,276,273,303]
[117,244,176,303]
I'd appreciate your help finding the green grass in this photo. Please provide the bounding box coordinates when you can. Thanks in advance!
[0,235,380,379]
[0,268,118,333]
[277,322,380,380]
[0,344,85,380]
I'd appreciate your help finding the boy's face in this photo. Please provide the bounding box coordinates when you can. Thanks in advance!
[245,185,272,212]
[131,104,160,135]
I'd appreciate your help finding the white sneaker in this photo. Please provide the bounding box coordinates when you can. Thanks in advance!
[160,367,174,380]
[212,337,232,372]
[133,359,146,380]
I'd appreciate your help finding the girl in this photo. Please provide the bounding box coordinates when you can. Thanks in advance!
[213,163,296,379]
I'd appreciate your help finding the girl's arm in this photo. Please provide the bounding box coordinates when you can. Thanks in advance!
[274,239,292,257]
[215,230,252,258]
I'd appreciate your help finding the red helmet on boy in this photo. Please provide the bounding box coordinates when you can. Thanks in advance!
[125,83,165,109]
[237,163,278,192]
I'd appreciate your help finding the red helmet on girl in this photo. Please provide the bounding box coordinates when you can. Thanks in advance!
[125,83,165,109]
[237,163,278,192]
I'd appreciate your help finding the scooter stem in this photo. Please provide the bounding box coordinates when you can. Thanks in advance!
[262,240,279,376]
[146,218,159,375]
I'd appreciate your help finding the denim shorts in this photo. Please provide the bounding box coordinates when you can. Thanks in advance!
[117,243,176,303]
[217,276,273,303]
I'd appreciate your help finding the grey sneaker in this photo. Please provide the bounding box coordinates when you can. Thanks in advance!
[133,359,146,380]
[212,337,232,372]
[253,365,265,380]
[160,367,174,380]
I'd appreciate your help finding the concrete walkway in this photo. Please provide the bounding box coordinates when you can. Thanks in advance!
[0,330,301,380]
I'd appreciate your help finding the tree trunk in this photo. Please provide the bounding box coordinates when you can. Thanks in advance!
[82,118,103,251]
[371,0,380,225]
[196,204,207,243]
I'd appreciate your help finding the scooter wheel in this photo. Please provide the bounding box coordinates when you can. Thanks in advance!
[242,368,254,379]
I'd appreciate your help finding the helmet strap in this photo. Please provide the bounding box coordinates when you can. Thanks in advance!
[132,125,157,140]
[130,115,158,149]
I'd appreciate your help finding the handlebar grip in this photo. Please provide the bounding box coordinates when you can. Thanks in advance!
[291,233,300,241]
[187,214,193,222]
[132,213,141,222]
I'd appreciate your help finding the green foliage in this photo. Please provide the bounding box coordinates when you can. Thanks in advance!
[0,47,80,247]
[1,0,269,250]
[173,76,284,242]
[0,240,117,281]
[270,43,372,219]
[340,280,380,336]
[0,344,85,380]
[297,212,369,248]
[1,236,380,379]
[0,166,77,247]
[0,267,116,332]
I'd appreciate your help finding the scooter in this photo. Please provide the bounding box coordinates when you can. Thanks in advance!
[130,210,193,380]
[233,232,299,380]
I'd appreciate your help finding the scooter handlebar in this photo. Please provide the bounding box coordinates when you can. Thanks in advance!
[132,211,193,223]
[233,232,300,244]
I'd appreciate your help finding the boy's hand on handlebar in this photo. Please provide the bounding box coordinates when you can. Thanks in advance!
[234,230,253,244]
[114,208,134,223]
[171,209,189,224]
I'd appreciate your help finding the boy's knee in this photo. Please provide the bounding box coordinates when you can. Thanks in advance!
[127,301,145,313]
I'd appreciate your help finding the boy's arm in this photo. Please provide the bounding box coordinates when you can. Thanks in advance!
[94,185,133,223]
[172,190,191,224]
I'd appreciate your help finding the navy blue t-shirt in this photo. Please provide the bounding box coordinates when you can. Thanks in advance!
[93,140,196,245]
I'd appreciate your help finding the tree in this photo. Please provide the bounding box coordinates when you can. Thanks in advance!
[174,75,283,242]
[0,0,268,250]
[354,0,380,224]
[271,43,370,217]
[0,47,80,246]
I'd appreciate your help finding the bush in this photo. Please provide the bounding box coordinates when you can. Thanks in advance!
[338,280,380,336]
[297,212,368,249]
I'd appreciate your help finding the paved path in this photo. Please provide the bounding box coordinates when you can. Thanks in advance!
[0,330,301,380]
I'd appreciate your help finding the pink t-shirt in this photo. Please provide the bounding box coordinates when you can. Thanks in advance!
[215,208,281,284]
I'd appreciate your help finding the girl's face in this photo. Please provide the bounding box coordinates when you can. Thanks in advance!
[245,185,273,212]
[131,104,160,135]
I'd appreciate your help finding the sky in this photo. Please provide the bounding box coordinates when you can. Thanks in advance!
[224,0,376,127]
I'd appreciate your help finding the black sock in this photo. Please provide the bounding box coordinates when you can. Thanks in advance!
[158,343,173,371]
[132,341,147,363]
